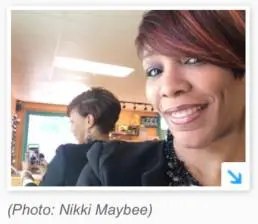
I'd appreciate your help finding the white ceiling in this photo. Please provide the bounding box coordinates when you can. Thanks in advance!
[11,10,148,105]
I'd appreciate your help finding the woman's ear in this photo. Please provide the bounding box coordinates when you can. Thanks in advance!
[87,114,95,129]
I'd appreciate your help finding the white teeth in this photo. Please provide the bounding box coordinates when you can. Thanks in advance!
[171,106,202,118]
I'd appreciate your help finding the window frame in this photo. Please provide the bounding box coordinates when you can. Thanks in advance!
[22,111,68,161]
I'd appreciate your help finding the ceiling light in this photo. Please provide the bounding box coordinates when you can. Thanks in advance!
[53,56,134,78]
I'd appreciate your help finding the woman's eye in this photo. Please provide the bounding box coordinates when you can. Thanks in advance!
[146,68,163,77]
[181,57,202,65]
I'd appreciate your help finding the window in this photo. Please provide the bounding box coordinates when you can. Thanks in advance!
[159,117,169,140]
[160,117,168,131]
[23,112,77,162]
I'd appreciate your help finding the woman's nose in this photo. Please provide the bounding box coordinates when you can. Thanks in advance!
[159,66,192,98]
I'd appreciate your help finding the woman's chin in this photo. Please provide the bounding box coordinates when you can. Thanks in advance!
[173,132,212,149]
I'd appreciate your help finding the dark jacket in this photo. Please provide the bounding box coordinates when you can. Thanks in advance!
[76,141,169,186]
[28,142,95,186]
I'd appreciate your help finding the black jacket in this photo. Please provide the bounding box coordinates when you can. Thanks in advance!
[29,142,95,186]
[76,141,169,186]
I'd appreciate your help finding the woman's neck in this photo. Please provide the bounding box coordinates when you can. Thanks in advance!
[95,134,110,141]
[174,129,245,186]
[89,131,110,141]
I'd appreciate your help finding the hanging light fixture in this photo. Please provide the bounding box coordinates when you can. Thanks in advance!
[119,101,155,112]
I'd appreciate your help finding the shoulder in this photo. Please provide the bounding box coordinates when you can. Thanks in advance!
[56,142,96,157]
[43,142,100,186]
[87,140,164,162]
[52,142,97,166]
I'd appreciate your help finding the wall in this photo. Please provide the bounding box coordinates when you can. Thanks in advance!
[15,101,159,169]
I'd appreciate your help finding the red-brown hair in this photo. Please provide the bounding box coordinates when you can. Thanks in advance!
[135,10,245,77]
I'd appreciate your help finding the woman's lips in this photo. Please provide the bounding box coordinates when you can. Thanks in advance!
[165,104,208,125]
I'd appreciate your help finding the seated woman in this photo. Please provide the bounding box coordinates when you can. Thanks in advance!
[76,10,245,186]
[21,87,121,186]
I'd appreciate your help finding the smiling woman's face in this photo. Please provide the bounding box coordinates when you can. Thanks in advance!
[143,54,245,149]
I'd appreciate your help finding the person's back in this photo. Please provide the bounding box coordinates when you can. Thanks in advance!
[39,142,96,186]
[76,140,168,186]
[21,87,121,186]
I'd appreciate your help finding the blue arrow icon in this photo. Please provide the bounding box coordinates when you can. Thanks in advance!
[227,170,242,184]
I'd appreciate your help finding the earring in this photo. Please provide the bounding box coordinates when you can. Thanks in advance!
[166,129,173,143]
[84,128,92,143]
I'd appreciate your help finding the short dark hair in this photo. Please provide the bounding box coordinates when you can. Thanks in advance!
[135,10,245,78]
[67,87,121,134]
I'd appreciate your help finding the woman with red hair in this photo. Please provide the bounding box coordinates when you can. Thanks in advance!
[77,10,246,186]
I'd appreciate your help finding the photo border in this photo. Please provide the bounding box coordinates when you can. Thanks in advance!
[8,6,250,191]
